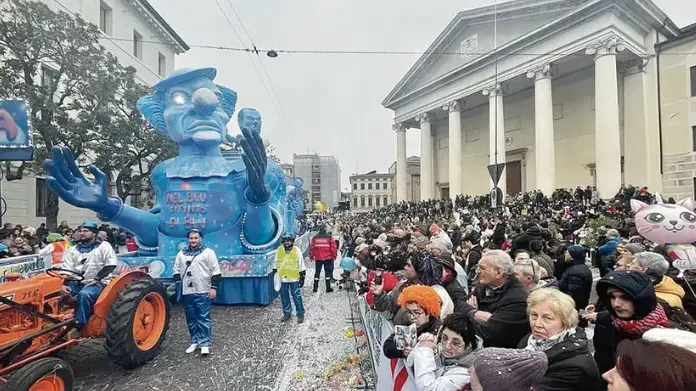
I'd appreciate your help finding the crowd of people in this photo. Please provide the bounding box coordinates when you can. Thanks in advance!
[0,220,138,261]
[329,186,696,391]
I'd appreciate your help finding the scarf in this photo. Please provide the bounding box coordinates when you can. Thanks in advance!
[76,239,102,254]
[612,304,671,337]
[524,328,576,352]
[438,342,480,370]
[182,245,206,256]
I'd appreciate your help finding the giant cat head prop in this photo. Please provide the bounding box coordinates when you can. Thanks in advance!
[631,196,696,245]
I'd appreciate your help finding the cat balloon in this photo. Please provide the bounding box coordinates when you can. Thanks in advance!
[632,196,696,272]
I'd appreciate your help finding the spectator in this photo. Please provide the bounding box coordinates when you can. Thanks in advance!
[628,252,685,309]
[463,250,530,348]
[597,229,621,276]
[520,288,601,391]
[407,312,481,391]
[383,285,443,359]
[558,245,593,311]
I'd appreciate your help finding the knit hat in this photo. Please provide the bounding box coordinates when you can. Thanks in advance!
[46,233,63,243]
[397,285,441,318]
[643,328,696,354]
[623,243,645,255]
[473,348,548,391]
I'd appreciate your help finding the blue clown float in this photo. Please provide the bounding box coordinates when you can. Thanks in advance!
[43,68,307,305]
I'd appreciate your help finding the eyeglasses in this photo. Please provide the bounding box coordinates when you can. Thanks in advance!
[441,334,465,349]
[405,309,425,318]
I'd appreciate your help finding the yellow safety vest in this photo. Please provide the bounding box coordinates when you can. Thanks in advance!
[276,246,300,280]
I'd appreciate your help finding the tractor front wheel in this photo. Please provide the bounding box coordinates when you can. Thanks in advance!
[104,278,170,369]
[6,357,74,391]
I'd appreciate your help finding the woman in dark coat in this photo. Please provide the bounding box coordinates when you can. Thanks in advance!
[558,245,593,310]
[519,288,602,391]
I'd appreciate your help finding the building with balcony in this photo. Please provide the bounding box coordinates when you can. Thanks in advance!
[383,0,692,203]
[280,163,294,177]
[292,153,342,210]
[349,171,393,213]
[0,0,188,227]
[389,157,421,203]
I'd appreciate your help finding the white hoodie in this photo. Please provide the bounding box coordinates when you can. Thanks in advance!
[406,336,483,391]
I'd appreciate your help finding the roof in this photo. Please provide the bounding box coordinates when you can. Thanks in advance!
[136,0,189,53]
[349,172,393,180]
[382,0,681,109]
[657,22,696,48]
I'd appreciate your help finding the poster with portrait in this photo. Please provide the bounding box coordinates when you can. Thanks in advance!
[0,100,33,161]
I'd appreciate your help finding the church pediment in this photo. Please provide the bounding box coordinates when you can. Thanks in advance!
[382,0,590,108]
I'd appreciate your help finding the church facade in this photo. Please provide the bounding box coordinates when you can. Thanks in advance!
[383,0,692,202]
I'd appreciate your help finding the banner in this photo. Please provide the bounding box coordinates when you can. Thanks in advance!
[0,99,33,161]
[0,255,50,283]
[358,296,417,391]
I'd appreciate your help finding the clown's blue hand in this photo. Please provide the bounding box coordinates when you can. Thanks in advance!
[43,146,112,214]
[240,126,270,205]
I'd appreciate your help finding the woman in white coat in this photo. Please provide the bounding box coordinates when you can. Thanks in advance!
[407,312,482,391]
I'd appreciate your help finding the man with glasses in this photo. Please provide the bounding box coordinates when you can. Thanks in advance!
[60,221,118,330]
[173,229,221,356]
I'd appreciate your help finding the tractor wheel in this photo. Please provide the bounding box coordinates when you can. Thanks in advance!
[6,357,74,391]
[104,278,170,369]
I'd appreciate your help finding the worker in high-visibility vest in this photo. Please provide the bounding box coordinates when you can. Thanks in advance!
[273,234,306,324]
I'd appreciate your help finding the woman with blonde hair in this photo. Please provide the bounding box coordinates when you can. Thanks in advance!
[518,288,601,391]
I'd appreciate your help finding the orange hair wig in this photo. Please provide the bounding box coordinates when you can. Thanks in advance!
[398,285,441,318]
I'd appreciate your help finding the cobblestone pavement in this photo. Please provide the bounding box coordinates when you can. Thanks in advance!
[59,301,293,391]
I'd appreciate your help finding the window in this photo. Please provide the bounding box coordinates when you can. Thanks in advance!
[368,183,372,190]
[438,137,449,150]
[368,196,373,207]
[158,52,167,77]
[360,183,365,190]
[383,195,388,206]
[691,65,696,97]
[360,196,365,207]
[99,2,112,35]
[41,66,55,91]
[353,197,358,207]
[376,196,381,207]
[36,178,49,217]
[353,183,357,190]
[133,30,143,59]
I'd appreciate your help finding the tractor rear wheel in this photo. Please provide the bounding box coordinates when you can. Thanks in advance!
[104,278,170,369]
[6,357,74,391]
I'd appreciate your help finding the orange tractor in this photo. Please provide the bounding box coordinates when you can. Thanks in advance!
[0,267,170,391]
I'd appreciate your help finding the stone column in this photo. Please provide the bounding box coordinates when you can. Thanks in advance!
[417,113,434,201]
[483,84,506,199]
[443,100,462,201]
[527,64,556,195]
[394,123,408,202]
[586,35,624,199]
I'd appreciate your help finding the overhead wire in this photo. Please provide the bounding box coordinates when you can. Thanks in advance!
[211,0,285,123]
[223,0,291,128]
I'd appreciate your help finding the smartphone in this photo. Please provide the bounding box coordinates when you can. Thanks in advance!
[374,270,383,285]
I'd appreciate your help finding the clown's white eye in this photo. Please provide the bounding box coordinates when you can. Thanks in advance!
[680,212,696,223]
[170,91,189,105]
[645,213,665,224]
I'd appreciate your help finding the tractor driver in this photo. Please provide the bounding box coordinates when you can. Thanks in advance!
[60,221,118,329]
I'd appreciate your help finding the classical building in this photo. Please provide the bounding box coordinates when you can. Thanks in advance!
[657,24,696,201]
[0,0,188,227]
[349,171,393,213]
[293,153,342,209]
[383,0,687,202]
[389,156,421,202]
[280,163,294,177]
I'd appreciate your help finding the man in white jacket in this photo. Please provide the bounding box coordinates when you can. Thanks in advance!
[173,229,221,356]
[407,312,482,391]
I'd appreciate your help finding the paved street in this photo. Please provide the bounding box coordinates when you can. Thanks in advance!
[63,301,292,391]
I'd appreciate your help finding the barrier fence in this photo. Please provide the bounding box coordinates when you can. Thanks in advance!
[358,296,418,391]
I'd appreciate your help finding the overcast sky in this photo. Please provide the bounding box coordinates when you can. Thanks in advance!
[148,0,694,191]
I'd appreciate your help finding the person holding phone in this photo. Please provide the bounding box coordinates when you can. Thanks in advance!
[173,229,221,356]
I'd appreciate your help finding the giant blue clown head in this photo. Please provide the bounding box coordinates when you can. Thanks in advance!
[137,68,238,149]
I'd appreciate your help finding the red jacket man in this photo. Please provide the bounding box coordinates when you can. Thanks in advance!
[309,228,337,292]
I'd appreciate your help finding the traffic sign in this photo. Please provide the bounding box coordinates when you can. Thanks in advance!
[490,187,503,209]
[487,163,506,186]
